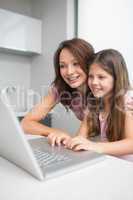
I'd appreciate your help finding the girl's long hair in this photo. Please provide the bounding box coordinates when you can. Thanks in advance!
[87,49,130,141]
[53,38,94,108]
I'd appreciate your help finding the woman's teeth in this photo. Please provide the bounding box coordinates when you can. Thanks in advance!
[68,76,79,81]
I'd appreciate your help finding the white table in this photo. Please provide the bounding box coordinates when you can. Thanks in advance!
[0,152,133,200]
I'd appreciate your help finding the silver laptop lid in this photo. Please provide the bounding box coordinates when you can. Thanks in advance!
[0,95,44,180]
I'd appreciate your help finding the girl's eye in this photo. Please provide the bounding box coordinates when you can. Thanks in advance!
[88,74,93,79]
[73,62,79,66]
[99,76,105,79]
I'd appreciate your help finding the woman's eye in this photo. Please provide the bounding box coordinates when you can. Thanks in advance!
[59,64,65,68]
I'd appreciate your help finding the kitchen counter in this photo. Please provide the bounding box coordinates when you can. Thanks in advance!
[0,149,133,200]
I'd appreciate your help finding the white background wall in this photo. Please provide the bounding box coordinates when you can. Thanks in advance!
[78,0,133,85]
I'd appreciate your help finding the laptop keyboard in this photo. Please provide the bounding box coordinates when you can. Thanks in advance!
[33,149,71,167]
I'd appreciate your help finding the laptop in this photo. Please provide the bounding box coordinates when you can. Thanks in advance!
[0,95,105,181]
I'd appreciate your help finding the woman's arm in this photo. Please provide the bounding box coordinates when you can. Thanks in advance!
[21,89,70,137]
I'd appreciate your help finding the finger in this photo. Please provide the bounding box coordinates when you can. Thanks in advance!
[47,134,53,145]
[69,140,82,149]
[49,135,56,147]
[56,137,62,146]
[56,135,68,146]
[74,144,88,151]
[62,139,67,145]
[66,137,79,148]
[62,137,71,146]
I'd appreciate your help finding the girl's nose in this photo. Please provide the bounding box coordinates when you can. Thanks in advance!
[91,77,98,85]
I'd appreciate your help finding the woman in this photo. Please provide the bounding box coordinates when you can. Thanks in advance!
[21,38,94,146]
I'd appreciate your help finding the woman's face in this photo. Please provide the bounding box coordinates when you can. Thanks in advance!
[88,63,114,99]
[59,48,87,90]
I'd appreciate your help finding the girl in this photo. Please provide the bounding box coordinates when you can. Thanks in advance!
[21,38,94,146]
[67,49,133,161]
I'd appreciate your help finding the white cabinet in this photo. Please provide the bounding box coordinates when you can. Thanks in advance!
[0,9,42,55]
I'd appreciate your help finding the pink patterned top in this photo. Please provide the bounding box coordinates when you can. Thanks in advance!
[51,85,86,121]
[99,93,133,162]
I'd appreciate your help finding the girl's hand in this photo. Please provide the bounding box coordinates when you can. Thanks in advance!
[66,136,103,153]
[48,131,71,147]
[66,136,93,151]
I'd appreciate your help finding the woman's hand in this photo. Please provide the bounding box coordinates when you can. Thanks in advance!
[48,131,72,147]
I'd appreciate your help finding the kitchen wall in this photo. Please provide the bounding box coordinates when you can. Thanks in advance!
[0,0,32,90]
[0,52,31,89]
[0,0,32,16]
[0,0,80,135]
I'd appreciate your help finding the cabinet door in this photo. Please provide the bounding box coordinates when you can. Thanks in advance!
[0,9,42,54]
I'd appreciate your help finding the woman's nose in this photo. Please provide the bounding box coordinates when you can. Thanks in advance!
[67,64,75,75]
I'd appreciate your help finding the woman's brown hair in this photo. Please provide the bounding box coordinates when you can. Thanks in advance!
[87,49,130,141]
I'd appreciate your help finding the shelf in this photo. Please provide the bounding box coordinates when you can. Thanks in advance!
[0,8,42,55]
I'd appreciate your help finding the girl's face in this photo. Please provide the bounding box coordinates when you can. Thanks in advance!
[88,63,114,99]
[59,48,87,90]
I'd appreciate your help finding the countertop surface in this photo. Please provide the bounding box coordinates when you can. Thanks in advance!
[0,147,133,200]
